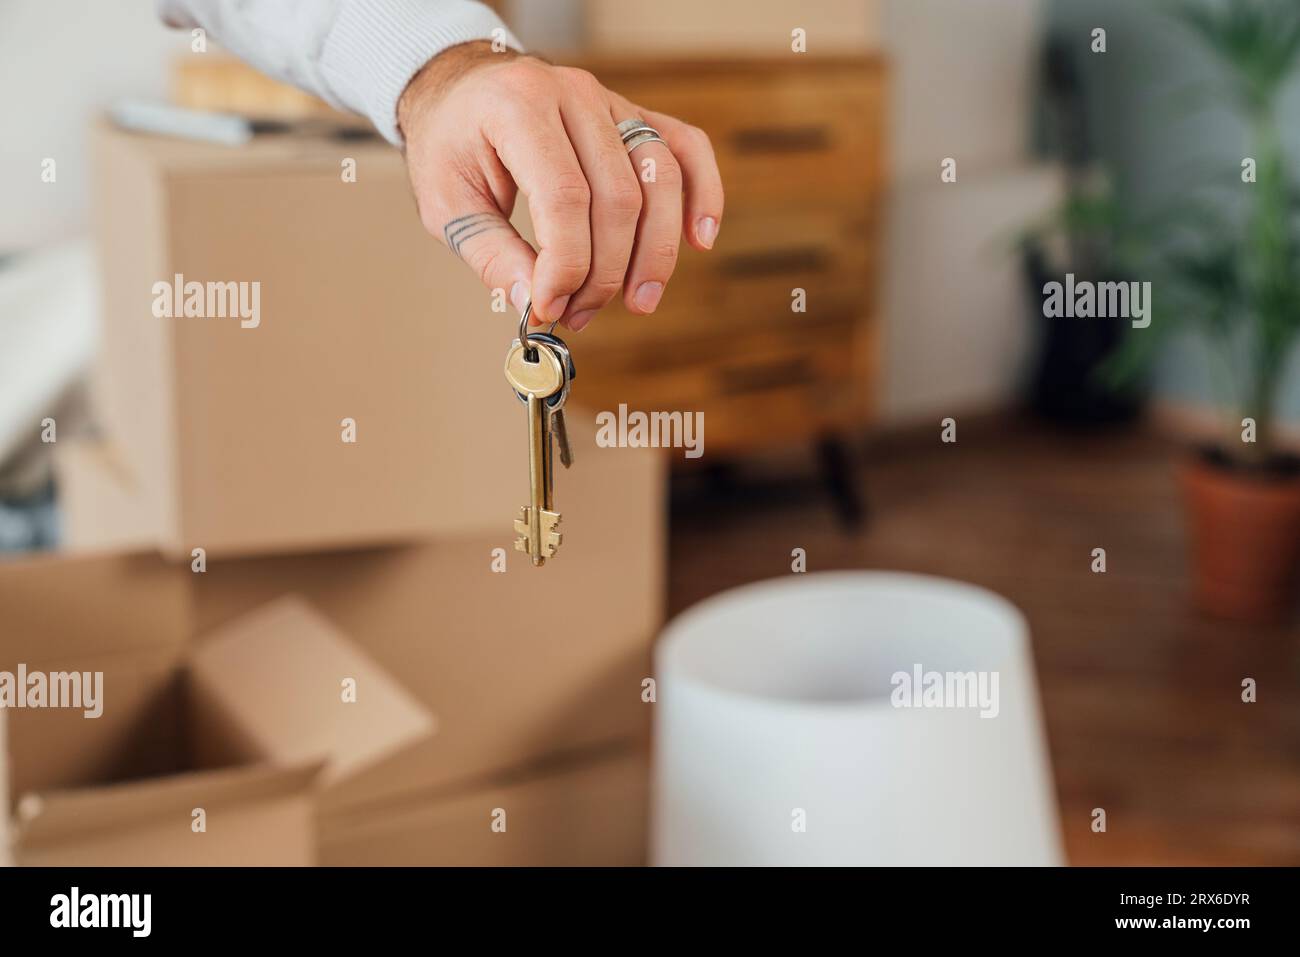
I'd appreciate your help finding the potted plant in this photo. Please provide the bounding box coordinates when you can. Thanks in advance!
[1114,1,1300,621]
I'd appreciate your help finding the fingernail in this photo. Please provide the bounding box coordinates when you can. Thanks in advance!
[633,281,664,313]
[696,216,718,249]
[510,280,530,314]
[568,309,597,332]
[545,294,571,323]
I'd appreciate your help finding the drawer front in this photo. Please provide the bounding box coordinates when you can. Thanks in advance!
[583,58,887,208]
[571,319,875,452]
[582,204,879,346]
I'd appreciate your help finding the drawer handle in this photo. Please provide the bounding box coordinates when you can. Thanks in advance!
[718,357,817,394]
[720,246,831,277]
[731,125,832,154]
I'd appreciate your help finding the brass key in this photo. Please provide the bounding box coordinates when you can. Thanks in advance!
[515,331,575,468]
[504,338,564,565]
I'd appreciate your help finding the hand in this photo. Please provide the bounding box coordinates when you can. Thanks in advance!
[397,42,724,331]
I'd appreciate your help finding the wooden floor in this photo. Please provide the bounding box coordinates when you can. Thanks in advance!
[667,417,1300,866]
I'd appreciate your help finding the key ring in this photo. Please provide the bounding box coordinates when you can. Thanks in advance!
[514,331,572,411]
[518,300,559,360]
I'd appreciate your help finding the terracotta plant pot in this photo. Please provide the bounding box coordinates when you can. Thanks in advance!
[1181,454,1300,623]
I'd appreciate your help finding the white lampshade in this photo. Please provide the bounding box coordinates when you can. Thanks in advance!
[651,572,1063,866]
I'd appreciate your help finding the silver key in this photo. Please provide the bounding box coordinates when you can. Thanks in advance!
[543,339,574,469]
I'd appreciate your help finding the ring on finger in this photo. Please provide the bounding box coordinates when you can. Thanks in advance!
[615,118,667,154]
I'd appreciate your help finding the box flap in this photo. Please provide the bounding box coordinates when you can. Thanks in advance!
[13,759,321,850]
[189,596,436,793]
[0,551,188,667]
[55,439,160,553]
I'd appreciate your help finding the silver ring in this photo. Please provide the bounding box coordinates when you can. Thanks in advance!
[616,117,667,154]
[615,118,651,138]
[625,130,668,154]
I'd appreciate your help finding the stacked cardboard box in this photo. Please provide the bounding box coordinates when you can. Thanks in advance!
[0,124,665,866]
[91,122,531,557]
[0,659,9,867]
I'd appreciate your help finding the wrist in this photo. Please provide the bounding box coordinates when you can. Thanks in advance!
[397,40,522,140]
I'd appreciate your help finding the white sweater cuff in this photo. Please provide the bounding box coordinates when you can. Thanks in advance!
[320,0,523,146]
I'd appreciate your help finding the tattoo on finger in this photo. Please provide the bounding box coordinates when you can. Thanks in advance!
[443,212,511,258]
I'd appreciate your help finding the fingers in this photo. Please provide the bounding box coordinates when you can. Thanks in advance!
[640,107,725,251]
[440,206,539,316]
[454,59,723,332]
[411,144,538,314]
[489,94,592,324]
[617,130,682,319]
[557,71,643,331]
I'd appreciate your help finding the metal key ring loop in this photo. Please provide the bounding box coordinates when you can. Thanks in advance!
[518,300,559,347]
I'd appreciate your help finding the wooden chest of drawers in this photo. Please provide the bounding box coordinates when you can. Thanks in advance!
[567,56,888,457]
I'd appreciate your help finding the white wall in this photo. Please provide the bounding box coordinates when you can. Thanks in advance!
[0,1,191,253]
[504,0,587,53]
[881,166,1063,422]
[883,0,1040,182]
[878,0,1049,422]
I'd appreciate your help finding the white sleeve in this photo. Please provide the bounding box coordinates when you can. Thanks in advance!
[157,0,522,146]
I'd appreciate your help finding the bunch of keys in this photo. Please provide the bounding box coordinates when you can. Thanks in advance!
[503,303,576,566]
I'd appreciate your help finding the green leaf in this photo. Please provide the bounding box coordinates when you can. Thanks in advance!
[1169,0,1300,113]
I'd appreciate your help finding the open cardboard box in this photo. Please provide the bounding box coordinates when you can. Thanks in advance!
[54,422,663,805]
[0,589,433,866]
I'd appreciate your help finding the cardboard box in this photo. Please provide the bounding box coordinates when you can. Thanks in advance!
[188,597,436,820]
[55,440,158,553]
[92,123,541,558]
[584,0,880,53]
[194,539,660,810]
[322,746,649,866]
[54,412,664,805]
[0,582,435,866]
[2,603,318,866]
[0,682,9,867]
[172,54,344,121]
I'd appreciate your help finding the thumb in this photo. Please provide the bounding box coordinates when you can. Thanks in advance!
[441,209,539,319]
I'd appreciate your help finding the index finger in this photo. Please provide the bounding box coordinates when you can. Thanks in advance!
[490,105,593,324]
